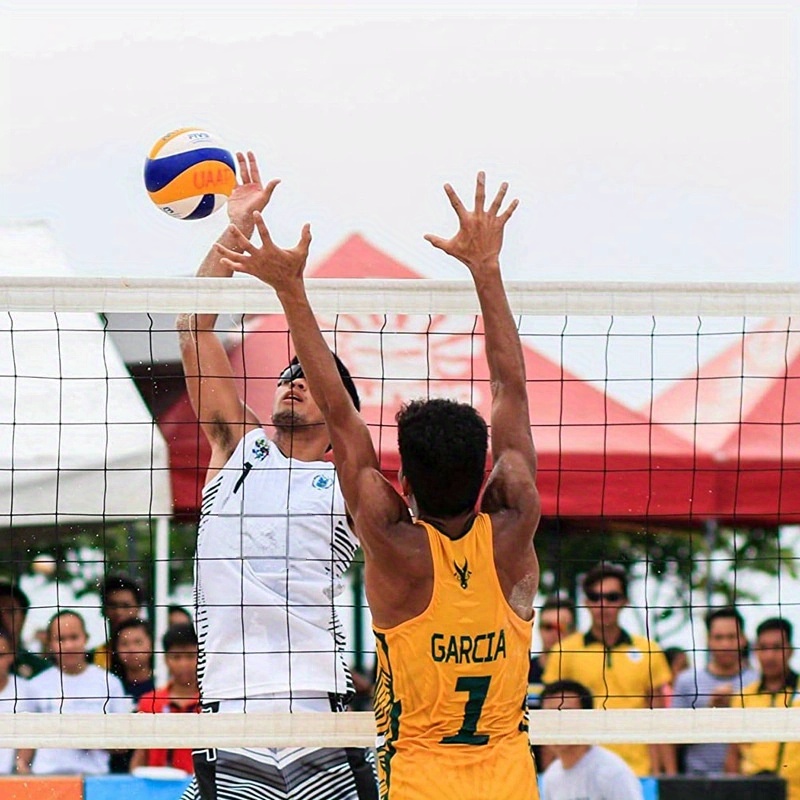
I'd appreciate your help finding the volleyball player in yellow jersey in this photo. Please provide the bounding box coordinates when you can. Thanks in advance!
[217,172,541,800]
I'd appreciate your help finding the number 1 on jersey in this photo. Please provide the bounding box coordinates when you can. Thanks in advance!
[440,675,491,746]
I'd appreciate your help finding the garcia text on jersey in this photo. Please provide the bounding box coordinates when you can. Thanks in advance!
[430,629,507,664]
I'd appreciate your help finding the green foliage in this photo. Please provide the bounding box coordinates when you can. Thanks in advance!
[535,519,800,642]
[6,515,799,653]
[0,518,198,606]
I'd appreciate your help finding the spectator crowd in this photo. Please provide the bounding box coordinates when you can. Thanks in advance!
[0,574,199,778]
[529,562,800,800]
[0,560,797,798]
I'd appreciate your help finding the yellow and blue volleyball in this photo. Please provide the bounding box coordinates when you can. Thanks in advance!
[144,128,237,220]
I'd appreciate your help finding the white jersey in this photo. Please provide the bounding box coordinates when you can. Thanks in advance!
[541,746,644,800]
[0,675,32,774]
[27,665,131,775]
[195,428,358,702]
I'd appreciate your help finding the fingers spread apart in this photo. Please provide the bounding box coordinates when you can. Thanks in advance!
[262,178,280,206]
[487,181,509,216]
[443,183,468,220]
[226,224,255,253]
[235,151,263,186]
[246,151,262,186]
[252,211,273,246]
[444,174,517,219]
[499,197,519,223]
[215,241,247,274]
[423,233,447,252]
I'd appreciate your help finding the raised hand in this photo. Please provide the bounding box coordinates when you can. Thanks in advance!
[217,211,312,294]
[424,172,518,273]
[226,152,280,237]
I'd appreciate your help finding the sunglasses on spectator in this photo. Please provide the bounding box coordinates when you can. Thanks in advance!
[585,590,624,603]
[539,622,563,633]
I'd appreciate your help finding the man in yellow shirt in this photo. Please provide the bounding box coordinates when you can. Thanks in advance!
[542,562,673,777]
[726,617,800,800]
[217,172,541,800]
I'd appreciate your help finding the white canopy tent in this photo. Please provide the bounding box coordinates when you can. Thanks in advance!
[0,222,173,669]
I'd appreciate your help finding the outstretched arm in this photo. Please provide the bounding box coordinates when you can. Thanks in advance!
[425,173,538,519]
[216,213,406,529]
[177,152,279,474]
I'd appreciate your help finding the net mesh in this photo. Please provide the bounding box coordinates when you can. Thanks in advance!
[0,276,799,748]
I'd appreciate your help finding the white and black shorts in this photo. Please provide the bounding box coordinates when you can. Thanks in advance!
[181,695,378,800]
[183,745,377,800]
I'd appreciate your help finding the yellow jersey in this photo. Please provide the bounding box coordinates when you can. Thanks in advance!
[542,628,671,775]
[91,641,111,670]
[731,674,800,800]
[372,513,537,800]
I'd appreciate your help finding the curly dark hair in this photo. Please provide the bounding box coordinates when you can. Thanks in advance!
[396,398,488,517]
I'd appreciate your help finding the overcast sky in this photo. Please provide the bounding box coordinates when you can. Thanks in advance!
[0,1,796,281]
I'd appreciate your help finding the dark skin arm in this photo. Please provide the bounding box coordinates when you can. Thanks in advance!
[15,749,32,774]
[215,215,423,627]
[425,173,540,618]
[217,173,539,624]
[725,743,743,774]
[176,152,279,479]
[648,683,677,775]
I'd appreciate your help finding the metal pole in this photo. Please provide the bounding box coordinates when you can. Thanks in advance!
[704,518,719,611]
[153,516,170,684]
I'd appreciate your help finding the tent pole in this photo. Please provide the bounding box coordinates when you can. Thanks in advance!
[704,518,719,609]
[154,516,170,685]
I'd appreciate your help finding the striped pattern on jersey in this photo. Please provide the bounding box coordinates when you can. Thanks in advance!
[194,470,224,696]
[182,746,377,800]
[194,428,359,701]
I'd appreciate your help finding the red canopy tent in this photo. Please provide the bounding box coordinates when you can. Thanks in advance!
[159,235,716,521]
[649,319,800,524]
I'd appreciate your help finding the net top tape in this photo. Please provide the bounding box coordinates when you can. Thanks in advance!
[0,709,797,748]
[0,277,799,316]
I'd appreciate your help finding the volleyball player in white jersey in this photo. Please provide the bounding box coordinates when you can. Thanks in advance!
[177,152,377,800]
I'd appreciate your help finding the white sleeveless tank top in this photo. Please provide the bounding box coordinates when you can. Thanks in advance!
[195,428,357,702]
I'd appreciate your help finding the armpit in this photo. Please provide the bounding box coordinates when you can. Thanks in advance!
[480,481,505,513]
[507,572,538,621]
[209,413,236,453]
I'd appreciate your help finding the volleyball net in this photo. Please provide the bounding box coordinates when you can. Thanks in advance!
[0,276,799,748]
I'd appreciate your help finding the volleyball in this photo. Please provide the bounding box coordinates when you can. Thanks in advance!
[144,128,237,220]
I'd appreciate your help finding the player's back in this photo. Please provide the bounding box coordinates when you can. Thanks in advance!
[372,513,537,800]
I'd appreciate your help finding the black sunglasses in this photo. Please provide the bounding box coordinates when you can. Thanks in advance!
[585,590,624,603]
[539,622,563,633]
[277,363,304,385]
